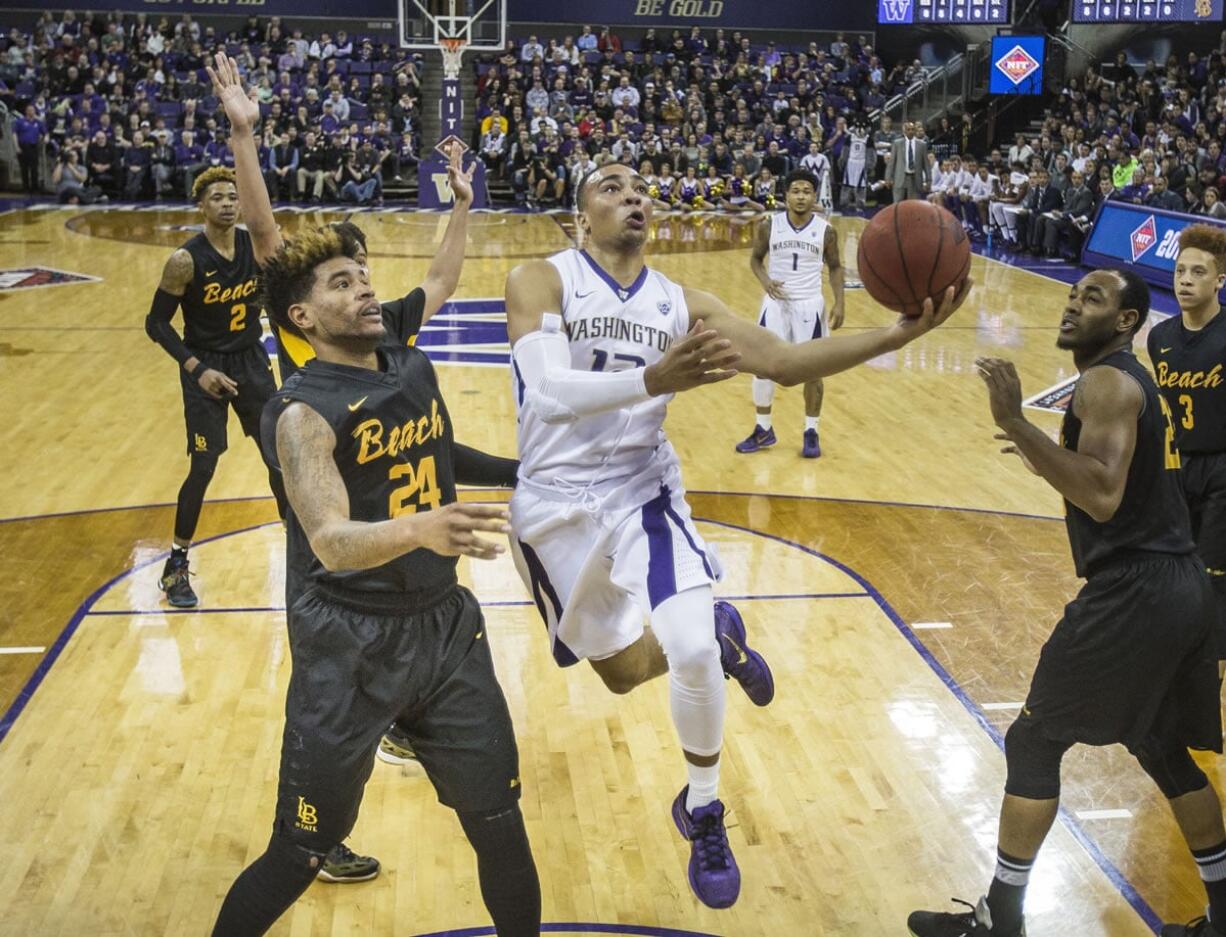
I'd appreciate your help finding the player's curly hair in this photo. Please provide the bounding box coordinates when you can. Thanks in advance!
[191,166,237,203]
[1178,223,1226,276]
[259,227,347,339]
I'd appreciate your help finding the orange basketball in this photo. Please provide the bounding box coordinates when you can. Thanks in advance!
[857,201,971,317]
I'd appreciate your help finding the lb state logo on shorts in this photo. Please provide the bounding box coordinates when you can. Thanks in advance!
[994,44,1040,86]
[0,266,101,292]
[1130,215,1158,262]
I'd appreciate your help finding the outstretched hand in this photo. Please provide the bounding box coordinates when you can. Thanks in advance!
[206,52,260,134]
[445,140,475,207]
[643,318,740,396]
[891,276,974,345]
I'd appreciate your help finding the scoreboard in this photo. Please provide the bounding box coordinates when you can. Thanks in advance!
[1072,0,1223,21]
[877,0,1010,24]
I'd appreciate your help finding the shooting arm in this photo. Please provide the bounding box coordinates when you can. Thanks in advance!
[419,198,471,325]
[230,127,282,264]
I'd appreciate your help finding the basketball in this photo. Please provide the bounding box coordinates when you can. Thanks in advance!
[857,201,971,318]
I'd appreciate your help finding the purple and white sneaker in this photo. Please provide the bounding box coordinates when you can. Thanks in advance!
[714,600,774,706]
[671,786,741,909]
[734,425,776,453]
[801,428,821,458]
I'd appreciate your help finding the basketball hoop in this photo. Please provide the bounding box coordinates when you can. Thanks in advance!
[439,37,466,80]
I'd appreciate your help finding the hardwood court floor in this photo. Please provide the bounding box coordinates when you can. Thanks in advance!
[0,205,1211,936]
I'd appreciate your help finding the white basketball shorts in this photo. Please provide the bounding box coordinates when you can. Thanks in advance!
[758,295,827,344]
[508,464,723,666]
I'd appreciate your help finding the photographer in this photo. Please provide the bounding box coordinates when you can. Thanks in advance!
[52,148,105,204]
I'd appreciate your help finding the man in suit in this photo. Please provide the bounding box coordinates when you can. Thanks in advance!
[1024,168,1063,253]
[1034,170,1096,259]
[889,121,929,202]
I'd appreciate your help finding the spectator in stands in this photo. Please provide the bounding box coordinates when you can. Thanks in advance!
[176,130,207,201]
[1147,173,1186,212]
[481,123,508,177]
[1036,169,1097,259]
[149,129,176,199]
[597,26,621,53]
[577,25,597,52]
[266,131,298,200]
[14,103,45,193]
[52,148,104,203]
[121,128,150,199]
[521,34,543,63]
[86,129,118,196]
[297,130,330,202]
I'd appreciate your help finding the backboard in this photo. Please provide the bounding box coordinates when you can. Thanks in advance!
[398,0,507,52]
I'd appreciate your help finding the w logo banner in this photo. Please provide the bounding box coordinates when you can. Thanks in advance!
[1130,215,1158,261]
[878,0,913,22]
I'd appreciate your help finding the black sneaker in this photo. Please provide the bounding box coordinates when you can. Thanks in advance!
[317,842,380,883]
[908,897,1024,937]
[1163,917,1226,937]
[159,555,198,608]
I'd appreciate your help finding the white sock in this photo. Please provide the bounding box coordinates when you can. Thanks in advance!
[805,416,819,432]
[686,760,721,813]
[756,413,772,431]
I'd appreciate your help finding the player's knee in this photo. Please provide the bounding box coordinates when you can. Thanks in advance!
[457,803,533,863]
[751,377,775,408]
[189,451,219,483]
[1136,743,1210,800]
[661,633,721,687]
[1003,717,1069,800]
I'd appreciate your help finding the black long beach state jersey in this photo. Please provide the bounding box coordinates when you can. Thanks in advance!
[1147,308,1226,454]
[262,343,459,595]
[1061,350,1195,577]
[180,227,262,353]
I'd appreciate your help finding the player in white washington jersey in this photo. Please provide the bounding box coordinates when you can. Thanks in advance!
[840,122,872,211]
[504,163,970,911]
[737,169,845,458]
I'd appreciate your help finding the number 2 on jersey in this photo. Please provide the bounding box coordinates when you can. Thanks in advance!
[229,302,247,332]
[1158,396,1182,470]
[388,455,442,517]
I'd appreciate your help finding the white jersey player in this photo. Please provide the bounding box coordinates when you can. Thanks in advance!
[737,168,845,459]
[800,142,834,213]
[504,163,968,912]
[841,126,871,210]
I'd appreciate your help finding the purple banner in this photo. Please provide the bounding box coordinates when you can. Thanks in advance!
[506,0,875,29]
[417,153,488,209]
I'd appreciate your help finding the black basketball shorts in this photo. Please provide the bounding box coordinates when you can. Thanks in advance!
[1183,452,1226,647]
[1022,553,1221,756]
[179,344,276,456]
[272,583,521,853]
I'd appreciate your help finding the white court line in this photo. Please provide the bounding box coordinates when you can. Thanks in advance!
[0,646,45,655]
[1075,809,1133,821]
[912,621,953,629]
[981,702,1025,711]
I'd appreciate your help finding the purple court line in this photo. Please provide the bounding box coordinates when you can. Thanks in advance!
[695,514,1164,936]
[83,591,872,617]
[408,925,722,937]
[1,513,1163,932]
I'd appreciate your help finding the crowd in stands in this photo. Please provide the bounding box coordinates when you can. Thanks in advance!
[1,9,422,204]
[922,49,1226,260]
[472,27,925,211]
[4,8,1226,263]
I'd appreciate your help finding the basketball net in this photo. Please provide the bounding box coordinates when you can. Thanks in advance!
[440,38,465,80]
